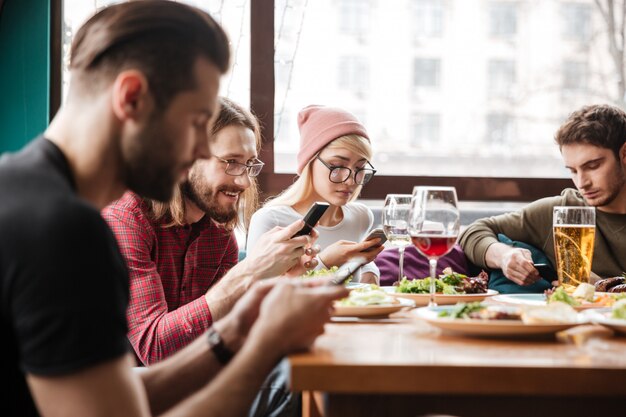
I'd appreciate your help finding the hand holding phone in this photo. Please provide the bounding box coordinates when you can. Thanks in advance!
[292,202,330,237]
[361,227,387,252]
[328,257,368,285]
[534,263,557,281]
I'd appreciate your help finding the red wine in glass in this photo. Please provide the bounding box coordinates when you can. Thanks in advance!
[411,235,457,258]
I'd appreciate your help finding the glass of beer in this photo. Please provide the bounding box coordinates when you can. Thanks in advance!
[553,206,595,288]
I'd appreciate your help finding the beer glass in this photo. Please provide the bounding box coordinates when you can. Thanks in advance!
[553,206,596,288]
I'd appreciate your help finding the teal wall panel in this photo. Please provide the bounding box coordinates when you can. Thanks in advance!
[0,0,50,153]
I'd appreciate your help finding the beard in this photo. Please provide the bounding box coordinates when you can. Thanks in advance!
[593,175,625,207]
[180,178,240,224]
[122,114,187,202]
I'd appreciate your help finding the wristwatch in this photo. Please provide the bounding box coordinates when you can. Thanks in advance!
[206,326,234,365]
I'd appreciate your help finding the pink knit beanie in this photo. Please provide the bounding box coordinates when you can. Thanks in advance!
[296,105,370,175]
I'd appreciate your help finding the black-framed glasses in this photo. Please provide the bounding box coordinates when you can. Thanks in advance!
[316,156,376,185]
[216,157,265,177]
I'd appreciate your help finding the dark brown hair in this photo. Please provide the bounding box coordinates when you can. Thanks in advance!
[69,0,230,109]
[555,104,626,159]
[149,97,262,231]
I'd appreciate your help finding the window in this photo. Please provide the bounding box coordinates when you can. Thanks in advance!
[410,113,441,147]
[562,60,588,93]
[338,56,370,95]
[338,0,370,36]
[413,58,441,88]
[488,59,516,98]
[486,113,516,145]
[412,0,444,38]
[562,3,591,42]
[57,0,618,201]
[489,2,517,37]
[61,0,250,107]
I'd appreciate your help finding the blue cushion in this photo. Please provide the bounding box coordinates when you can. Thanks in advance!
[488,234,553,294]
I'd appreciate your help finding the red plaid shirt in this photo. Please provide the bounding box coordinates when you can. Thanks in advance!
[103,192,238,365]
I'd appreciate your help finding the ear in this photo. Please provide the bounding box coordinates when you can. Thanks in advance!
[620,142,626,164]
[111,70,152,122]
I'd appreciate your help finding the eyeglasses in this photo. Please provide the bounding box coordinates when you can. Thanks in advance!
[216,157,265,177]
[316,156,376,185]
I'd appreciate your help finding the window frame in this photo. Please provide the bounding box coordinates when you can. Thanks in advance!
[51,0,572,202]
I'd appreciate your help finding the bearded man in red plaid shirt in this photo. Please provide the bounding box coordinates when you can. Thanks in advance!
[103,97,317,365]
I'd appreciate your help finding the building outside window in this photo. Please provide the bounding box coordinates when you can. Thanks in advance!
[410,113,441,147]
[338,56,370,96]
[488,59,516,98]
[562,60,588,93]
[412,0,444,38]
[562,2,591,43]
[486,113,516,145]
[413,58,441,88]
[489,1,517,37]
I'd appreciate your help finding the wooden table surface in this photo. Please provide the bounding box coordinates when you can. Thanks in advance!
[288,320,626,417]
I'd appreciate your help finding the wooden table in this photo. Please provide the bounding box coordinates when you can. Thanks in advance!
[288,321,626,417]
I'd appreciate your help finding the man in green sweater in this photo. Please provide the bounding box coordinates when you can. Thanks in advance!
[460,104,626,288]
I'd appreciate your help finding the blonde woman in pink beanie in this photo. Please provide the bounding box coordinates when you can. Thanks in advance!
[246,105,383,284]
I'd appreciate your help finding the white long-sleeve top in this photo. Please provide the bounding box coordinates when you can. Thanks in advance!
[246,203,380,281]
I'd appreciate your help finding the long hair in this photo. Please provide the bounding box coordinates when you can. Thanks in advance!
[266,134,372,207]
[148,97,261,231]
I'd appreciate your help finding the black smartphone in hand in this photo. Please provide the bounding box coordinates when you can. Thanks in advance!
[534,263,557,281]
[292,202,330,237]
[329,257,368,285]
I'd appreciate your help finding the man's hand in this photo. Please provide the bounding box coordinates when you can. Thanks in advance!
[499,247,540,286]
[247,281,349,357]
[242,220,319,281]
[318,239,384,268]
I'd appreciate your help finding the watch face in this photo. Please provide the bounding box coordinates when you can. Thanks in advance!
[208,329,220,345]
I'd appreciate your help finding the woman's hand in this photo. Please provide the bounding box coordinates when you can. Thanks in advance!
[318,239,384,268]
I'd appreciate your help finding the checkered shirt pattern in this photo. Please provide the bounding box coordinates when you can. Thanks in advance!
[103,192,238,365]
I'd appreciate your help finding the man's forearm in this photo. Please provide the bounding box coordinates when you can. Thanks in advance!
[160,334,283,417]
[205,260,260,320]
[483,242,511,269]
[140,316,245,415]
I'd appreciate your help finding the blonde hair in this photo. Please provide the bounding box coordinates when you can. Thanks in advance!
[266,134,372,207]
[147,97,261,231]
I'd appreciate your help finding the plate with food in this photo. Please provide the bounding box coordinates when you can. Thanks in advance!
[492,283,621,311]
[386,269,498,306]
[582,299,626,335]
[412,301,586,337]
[333,284,416,317]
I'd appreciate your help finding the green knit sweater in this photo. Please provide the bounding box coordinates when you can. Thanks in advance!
[459,188,626,279]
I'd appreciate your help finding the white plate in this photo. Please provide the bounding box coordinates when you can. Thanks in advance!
[412,306,586,337]
[492,293,612,311]
[384,288,499,306]
[582,309,626,334]
[345,282,370,289]
[332,297,415,317]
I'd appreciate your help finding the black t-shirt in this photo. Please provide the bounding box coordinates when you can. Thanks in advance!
[0,137,130,417]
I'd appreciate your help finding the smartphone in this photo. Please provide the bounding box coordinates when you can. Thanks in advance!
[292,202,330,237]
[361,227,387,251]
[534,263,557,281]
[328,257,368,285]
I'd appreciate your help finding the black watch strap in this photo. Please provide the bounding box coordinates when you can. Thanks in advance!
[207,326,234,365]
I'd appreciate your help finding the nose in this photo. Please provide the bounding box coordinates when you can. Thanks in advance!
[195,129,211,160]
[576,171,591,189]
[234,171,252,188]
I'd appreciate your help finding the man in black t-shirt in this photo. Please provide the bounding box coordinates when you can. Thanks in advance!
[1,2,347,417]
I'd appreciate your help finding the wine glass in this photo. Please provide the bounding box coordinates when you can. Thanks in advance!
[382,194,412,284]
[408,186,460,307]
